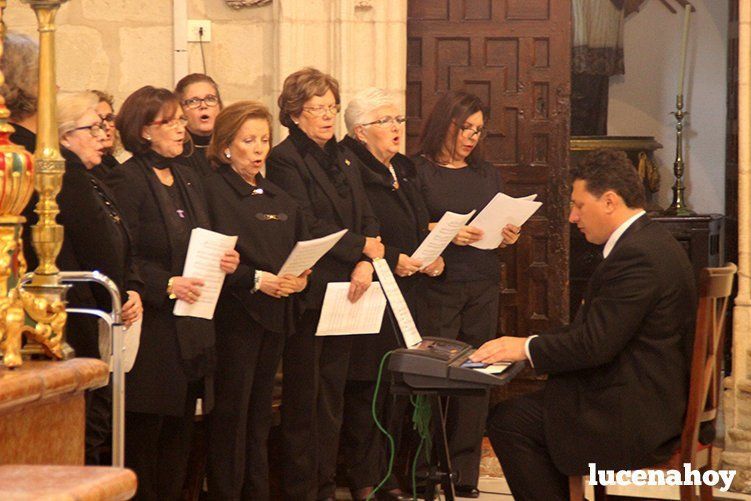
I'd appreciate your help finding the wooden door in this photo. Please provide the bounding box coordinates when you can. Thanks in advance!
[407,0,572,336]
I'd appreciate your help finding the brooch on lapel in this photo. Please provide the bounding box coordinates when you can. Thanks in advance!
[344,158,351,166]
[255,212,288,221]
[251,187,264,196]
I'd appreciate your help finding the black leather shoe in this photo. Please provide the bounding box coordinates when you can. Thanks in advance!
[376,488,413,501]
[454,485,480,498]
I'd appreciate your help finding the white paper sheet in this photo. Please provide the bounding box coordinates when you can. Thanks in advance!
[316,282,387,336]
[173,228,238,320]
[98,317,142,373]
[278,229,347,277]
[469,193,542,250]
[411,210,476,269]
[372,259,423,348]
[473,363,511,375]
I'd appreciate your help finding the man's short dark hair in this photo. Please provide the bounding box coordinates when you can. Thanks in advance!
[570,149,646,209]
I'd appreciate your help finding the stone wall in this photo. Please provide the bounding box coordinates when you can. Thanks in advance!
[3,0,406,140]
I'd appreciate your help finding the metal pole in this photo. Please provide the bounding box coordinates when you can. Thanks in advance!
[20,270,125,466]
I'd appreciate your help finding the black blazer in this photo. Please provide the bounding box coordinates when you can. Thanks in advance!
[28,149,143,359]
[266,135,379,310]
[340,136,433,379]
[529,215,697,474]
[106,154,215,416]
[204,165,309,334]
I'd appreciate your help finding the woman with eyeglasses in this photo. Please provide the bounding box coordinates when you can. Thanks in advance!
[175,73,223,177]
[411,90,521,497]
[107,85,240,501]
[90,89,120,180]
[266,67,383,501]
[338,87,443,500]
[46,91,144,465]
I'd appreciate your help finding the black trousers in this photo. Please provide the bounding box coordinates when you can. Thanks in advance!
[340,379,406,492]
[486,391,569,501]
[207,317,285,501]
[413,279,499,487]
[124,393,197,501]
[85,381,112,465]
[280,308,352,500]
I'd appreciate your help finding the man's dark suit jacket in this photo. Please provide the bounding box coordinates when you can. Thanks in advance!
[530,215,696,474]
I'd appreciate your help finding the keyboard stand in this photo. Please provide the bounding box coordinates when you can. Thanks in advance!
[390,383,487,501]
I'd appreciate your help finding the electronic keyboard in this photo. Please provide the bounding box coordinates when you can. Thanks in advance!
[388,337,525,390]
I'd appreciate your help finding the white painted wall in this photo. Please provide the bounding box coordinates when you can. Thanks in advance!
[608,0,728,214]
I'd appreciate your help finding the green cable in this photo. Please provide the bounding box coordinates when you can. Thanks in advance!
[366,351,396,501]
[410,394,433,500]
[364,352,434,501]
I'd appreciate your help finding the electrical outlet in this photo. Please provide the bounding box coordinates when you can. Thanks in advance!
[187,20,211,43]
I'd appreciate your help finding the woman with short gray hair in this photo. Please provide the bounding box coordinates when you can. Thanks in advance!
[339,87,444,500]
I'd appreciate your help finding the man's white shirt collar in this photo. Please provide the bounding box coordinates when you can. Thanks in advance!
[602,210,646,259]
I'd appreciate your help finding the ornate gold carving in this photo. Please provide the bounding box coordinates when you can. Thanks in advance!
[224,0,271,9]
[0,0,72,367]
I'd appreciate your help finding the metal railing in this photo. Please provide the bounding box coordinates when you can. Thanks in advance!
[20,270,126,467]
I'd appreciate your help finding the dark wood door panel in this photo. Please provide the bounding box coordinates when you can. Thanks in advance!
[407,0,571,337]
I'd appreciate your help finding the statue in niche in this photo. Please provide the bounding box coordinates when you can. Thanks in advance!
[224,0,271,9]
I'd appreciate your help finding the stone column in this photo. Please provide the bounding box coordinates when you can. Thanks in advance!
[722,0,751,492]
[273,0,406,140]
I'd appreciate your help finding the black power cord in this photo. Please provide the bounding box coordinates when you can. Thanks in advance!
[198,26,207,74]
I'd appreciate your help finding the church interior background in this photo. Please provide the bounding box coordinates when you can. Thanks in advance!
[0,0,750,499]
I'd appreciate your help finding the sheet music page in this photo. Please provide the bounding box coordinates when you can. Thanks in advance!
[278,229,347,277]
[316,282,386,336]
[98,317,142,373]
[173,228,238,320]
[469,193,542,250]
[411,210,476,269]
[372,259,423,348]
[474,363,511,375]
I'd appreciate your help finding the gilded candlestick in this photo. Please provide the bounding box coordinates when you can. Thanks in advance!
[17,0,70,361]
[663,94,695,216]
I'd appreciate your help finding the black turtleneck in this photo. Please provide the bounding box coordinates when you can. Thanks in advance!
[177,131,213,177]
[190,130,211,150]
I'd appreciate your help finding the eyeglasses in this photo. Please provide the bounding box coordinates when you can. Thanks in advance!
[360,115,406,128]
[71,122,106,137]
[182,95,219,109]
[98,113,117,124]
[302,104,341,117]
[454,122,487,140]
[149,116,189,129]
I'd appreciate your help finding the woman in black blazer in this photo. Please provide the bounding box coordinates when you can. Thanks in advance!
[50,91,144,465]
[203,101,310,501]
[339,88,444,500]
[108,86,239,501]
[266,67,384,501]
